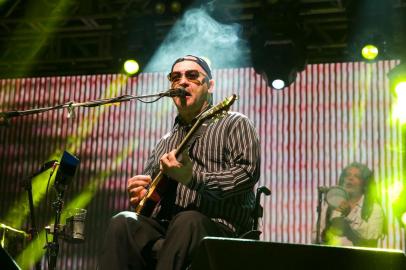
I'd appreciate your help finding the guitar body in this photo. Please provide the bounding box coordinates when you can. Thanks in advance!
[137,199,158,217]
[135,173,172,216]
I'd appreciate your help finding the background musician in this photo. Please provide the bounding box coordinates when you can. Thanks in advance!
[317,162,386,247]
[98,55,260,270]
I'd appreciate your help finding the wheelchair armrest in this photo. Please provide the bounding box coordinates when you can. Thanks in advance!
[252,186,271,231]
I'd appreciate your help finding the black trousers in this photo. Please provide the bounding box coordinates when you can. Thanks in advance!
[97,210,235,270]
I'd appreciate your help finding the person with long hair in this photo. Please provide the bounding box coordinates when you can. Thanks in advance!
[318,162,386,247]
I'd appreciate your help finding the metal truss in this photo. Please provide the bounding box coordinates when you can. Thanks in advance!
[0,0,405,77]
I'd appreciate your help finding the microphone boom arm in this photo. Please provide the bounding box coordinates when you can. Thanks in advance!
[0,89,182,124]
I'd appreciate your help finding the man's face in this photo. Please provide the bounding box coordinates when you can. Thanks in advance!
[342,167,364,197]
[169,58,213,118]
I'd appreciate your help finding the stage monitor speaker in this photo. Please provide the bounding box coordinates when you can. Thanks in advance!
[190,237,406,270]
[0,246,21,270]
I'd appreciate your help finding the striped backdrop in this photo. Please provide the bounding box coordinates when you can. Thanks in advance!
[0,61,404,269]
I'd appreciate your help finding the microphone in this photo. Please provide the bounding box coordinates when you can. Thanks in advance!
[31,160,59,178]
[160,87,191,97]
[318,186,329,193]
[22,160,59,189]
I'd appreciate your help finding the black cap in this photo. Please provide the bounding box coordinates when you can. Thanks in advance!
[170,55,212,79]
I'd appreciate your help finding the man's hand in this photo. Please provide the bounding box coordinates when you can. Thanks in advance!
[127,175,151,207]
[160,149,193,185]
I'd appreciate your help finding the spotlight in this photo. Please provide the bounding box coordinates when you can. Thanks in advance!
[388,62,406,122]
[250,1,305,90]
[388,62,406,95]
[392,182,406,227]
[271,79,285,90]
[361,44,379,60]
[395,82,406,96]
[394,200,406,228]
[347,0,393,61]
[123,59,140,75]
[170,1,182,13]
[251,39,305,90]
[354,34,387,61]
[155,2,166,15]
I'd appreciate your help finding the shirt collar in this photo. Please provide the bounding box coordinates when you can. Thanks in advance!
[173,104,213,129]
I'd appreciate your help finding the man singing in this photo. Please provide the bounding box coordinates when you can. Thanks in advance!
[98,55,260,270]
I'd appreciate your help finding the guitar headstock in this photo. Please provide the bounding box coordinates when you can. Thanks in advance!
[199,94,238,120]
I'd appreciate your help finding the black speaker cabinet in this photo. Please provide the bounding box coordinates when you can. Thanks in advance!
[0,246,21,270]
[190,237,406,270]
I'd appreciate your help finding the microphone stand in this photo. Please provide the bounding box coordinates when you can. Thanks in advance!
[315,188,324,244]
[0,90,181,124]
[47,186,65,270]
[23,164,57,270]
[47,151,79,270]
[23,176,42,270]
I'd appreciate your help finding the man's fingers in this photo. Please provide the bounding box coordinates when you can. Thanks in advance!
[160,153,169,162]
[179,149,191,164]
[126,175,152,207]
[127,176,151,190]
[128,186,144,197]
[140,189,147,198]
[130,196,139,206]
[129,187,149,206]
[128,180,149,190]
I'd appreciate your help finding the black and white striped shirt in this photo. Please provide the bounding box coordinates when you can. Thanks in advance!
[143,111,260,233]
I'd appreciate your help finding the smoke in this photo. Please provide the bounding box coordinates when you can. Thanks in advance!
[144,5,248,73]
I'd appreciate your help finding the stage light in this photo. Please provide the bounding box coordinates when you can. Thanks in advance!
[347,0,393,61]
[123,59,140,75]
[170,1,182,13]
[249,2,305,90]
[272,79,285,90]
[155,2,166,15]
[251,40,305,90]
[395,82,406,96]
[402,213,406,226]
[388,62,406,122]
[349,31,388,61]
[392,182,406,227]
[361,44,379,60]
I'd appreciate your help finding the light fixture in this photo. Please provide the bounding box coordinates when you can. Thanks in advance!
[347,0,393,61]
[249,1,305,90]
[388,62,406,122]
[353,32,388,61]
[402,213,406,227]
[250,37,306,90]
[123,59,140,75]
[155,2,166,15]
[361,44,379,60]
[392,187,406,228]
[388,62,406,95]
[271,79,285,90]
[113,14,157,74]
[170,1,182,14]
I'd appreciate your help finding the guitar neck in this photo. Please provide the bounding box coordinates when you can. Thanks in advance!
[174,118,203,157]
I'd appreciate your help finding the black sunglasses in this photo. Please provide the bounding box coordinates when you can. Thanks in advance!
[167,70,207,83]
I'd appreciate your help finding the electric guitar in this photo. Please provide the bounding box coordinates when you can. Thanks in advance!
[135,94,238,216]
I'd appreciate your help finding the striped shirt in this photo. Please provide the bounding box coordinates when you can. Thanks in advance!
[143,110,260,233]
